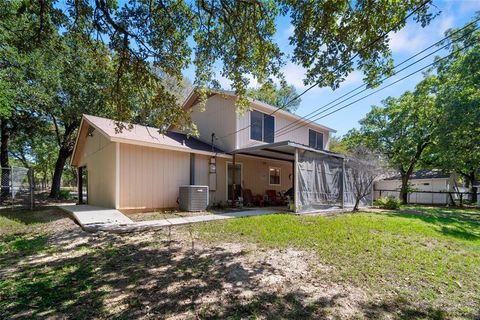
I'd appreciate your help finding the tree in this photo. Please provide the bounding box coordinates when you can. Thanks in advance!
[247,81,301,112]
[1,0,438,198]
[426,18,480,203]
[328,135,349,155]
[345,76,439,204]
[346,147,386,211]
[8,0,436,111]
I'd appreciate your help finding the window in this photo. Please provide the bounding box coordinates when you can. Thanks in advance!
[250,110,274,143]
[309,129,324,150]
[269,167,281,185]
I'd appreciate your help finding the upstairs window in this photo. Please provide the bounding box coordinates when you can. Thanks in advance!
[250,110,274,143]
[309,129,324,150]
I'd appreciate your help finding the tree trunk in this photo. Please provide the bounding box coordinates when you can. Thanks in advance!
[353,197,361,211]
[469,171,477,204]
[49,147,70,199]
[400,174,410,204]
[0,119,10,201]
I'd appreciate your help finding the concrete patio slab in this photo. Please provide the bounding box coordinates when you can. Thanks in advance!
[59,205,280,233]
[59,205,133,229]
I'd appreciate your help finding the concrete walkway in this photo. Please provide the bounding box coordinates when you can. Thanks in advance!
[59,205,279,233]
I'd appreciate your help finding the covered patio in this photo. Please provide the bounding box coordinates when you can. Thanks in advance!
[232,141,366,214]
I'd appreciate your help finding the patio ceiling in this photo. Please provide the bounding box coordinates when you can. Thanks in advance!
[232,141,344,162]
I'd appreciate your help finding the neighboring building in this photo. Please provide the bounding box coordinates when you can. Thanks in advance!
[71,89,346,213]
[374,169,460,205]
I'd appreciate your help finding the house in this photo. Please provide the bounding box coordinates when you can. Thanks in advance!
[71,90,355,214]
[374,169,461,205]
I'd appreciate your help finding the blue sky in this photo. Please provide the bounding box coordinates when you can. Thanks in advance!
[182,0,480,137]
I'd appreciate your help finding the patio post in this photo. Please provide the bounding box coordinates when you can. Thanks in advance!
[232,154,236,207]
[77,166,83,205]
[341,158,345,209]
[294,148,299,213]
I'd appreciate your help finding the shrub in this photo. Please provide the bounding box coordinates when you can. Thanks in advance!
[374,196,401,210]
[58,189,71,200]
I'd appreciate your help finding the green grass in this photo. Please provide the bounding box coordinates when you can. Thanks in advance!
[195,206,480,317]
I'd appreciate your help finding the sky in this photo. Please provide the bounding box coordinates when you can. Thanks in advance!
[182,0,480,137]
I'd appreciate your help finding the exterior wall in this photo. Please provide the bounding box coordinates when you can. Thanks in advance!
[235,104,330,150]
[118,143,228,210]
[119,143,190,209]
[192,154,227,205]
[190,94,237,152]
[78,131,117,208]
[374,178,451,204]
[235,155,293,197]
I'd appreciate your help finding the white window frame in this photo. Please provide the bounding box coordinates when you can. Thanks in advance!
[268,166,281,186]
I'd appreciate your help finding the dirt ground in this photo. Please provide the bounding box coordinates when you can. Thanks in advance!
[0,210,389,319]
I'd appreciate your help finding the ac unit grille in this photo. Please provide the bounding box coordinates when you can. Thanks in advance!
[179,185,209,211]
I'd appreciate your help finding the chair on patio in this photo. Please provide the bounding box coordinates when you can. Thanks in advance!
[243,189,265,207]
[266,189,285,206]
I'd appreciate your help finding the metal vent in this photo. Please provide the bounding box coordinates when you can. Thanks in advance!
[179,185,209,211]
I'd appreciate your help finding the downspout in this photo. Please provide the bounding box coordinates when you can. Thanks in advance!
[190,153,195,185]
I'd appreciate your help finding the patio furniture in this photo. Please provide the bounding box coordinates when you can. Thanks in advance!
[243,189,254,207]
[266,189,285,206]
[243,189,266,207]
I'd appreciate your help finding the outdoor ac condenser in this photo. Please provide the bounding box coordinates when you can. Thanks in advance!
[179,185,209,211]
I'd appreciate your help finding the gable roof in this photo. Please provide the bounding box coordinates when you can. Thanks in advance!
[180,89,337,133]
[71,114,229,166]
[384,169,451,181]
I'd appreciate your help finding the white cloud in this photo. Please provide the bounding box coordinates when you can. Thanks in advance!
[343,70,363,86]
[284,24,295,39]
[438,15,455,35]
[283,62,308,88]
[389,25,429,54]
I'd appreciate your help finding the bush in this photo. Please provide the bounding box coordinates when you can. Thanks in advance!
[374,196,401,210]
[58,189,71,200]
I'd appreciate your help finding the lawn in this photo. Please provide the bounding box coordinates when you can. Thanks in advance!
[0,205,479,319]
[195,206,480,318]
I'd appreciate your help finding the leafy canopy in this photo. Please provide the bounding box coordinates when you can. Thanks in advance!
[247,81,301,112]
[2,0,437,121]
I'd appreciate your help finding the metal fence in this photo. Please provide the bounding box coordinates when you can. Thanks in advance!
[0,167,34,210]
[374,189,475,206]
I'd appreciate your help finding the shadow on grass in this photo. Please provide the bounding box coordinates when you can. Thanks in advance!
[0,234,50,256]
[0,206,68,225]
[385,207,480,241]
[361,297,448,320]
[0,227,463,319]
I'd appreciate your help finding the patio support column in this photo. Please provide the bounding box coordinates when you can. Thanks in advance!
[341,158,345,209]
[294,148,299,213]
[77,166,83,205]
[232,154,236,207]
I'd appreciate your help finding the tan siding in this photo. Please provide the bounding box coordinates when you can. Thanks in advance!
[193,155,227,205]
[78,132,116,208]
[190,94,237,152]
[236,155,293,196]
[236,109,330,150]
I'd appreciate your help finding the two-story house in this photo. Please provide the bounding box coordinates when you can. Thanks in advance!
[70,89,343,213]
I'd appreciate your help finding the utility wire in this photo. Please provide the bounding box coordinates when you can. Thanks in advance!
[276,41,475,138]
[270,20,480,139]
[216,0,432,140]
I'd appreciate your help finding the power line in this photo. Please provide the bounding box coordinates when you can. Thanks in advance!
[216,0,432,140]
[276,41,475,138]
[271,20,480,139]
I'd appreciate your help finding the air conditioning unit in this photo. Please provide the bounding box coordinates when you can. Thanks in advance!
[179,185,209,211]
